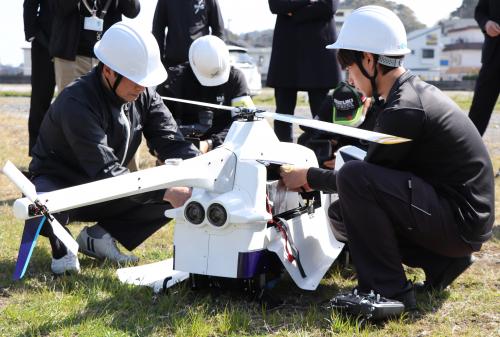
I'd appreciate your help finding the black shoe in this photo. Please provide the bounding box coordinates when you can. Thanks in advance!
[416,255,475,292]
[393,281,417,311]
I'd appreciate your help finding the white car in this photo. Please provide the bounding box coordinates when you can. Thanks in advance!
[228,46,262,97]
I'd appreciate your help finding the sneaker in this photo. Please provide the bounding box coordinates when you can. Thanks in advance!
[415,255,475,292]
[76,226,139,264]
[51,251,80,275]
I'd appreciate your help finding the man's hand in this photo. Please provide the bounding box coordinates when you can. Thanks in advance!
[322,158,336,169]
[163,187,192,208]
[485,20,500,38]
[280,165,311,191]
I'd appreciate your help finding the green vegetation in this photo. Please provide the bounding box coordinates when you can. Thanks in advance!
[0,98,499,336]
[0,90,31,97]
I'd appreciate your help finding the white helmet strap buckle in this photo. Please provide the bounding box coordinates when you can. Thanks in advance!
[378,55,403,67]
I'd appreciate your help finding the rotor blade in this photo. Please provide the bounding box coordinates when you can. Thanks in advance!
[161,96,235,112]
[13,216,45,280]
[2,161,38,201]
[48,217,79,256]
[258,111,411,144]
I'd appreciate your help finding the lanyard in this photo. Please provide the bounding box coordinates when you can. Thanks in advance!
[81,0,114,19]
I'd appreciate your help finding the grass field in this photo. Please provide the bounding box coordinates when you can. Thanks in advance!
[0,96,498,337]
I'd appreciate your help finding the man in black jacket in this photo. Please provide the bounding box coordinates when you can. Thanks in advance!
[158,35,254,153]
[28,22,199,275]
[50,0,140,91]
[267,0,340,142]
[152,0,224,68]
[280,6,494,310]
[23,0,56,156]
[468,0,500,136]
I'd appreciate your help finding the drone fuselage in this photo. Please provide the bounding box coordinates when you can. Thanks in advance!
[168,119,344,290]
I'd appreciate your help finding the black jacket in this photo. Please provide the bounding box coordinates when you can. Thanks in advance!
[158,62,249,147]
[475,0,500,64]
[308,71,495,245]
[49,0,140,60]
[152,0,224,67]
[30,67,199,185]
[23,0,53,48]
[266,0,340,89]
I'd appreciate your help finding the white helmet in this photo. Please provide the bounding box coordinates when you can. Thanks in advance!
[94,22,167,87]
[326,6,411,56]
[189,35,230,87]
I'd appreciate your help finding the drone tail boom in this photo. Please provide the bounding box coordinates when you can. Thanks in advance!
[8,149,234,220]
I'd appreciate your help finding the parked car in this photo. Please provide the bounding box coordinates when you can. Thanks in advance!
[228,45,262,97]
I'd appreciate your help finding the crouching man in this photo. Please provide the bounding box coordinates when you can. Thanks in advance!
[25,22,199,276]
[280,6,494,311]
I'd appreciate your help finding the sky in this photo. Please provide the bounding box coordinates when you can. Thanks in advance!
[0,0,463,67]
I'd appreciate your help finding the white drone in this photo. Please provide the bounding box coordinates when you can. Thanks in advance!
[2,98,409,293]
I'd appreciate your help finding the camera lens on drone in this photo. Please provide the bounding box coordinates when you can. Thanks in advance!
[184,201,205,225]
[207,203,227,227]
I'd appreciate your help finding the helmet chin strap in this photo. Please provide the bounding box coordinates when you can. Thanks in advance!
[354,54,382,106]
[104,68,125,103]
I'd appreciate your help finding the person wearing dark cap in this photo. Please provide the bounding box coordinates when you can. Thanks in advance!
[280,6,494,311]
[298,82,374,169]
[23,0,56,156]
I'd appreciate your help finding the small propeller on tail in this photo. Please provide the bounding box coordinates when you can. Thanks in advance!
[1,161,79,279]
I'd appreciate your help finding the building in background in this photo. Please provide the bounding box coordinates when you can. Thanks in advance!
[334,8,353,32]
[440,18,483,80]
[22,47,31,76]
[228,45,262,96]
[247,47,271,84]
[405,26,443,81]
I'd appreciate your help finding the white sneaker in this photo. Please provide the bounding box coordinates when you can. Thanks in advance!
[76,226,139,264]
[51,251,80,275]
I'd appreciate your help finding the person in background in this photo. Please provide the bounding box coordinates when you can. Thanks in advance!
[298,81,375,169]
[152,0,224,68]
[23,0,56,156]
[50,0,140,91]
[157,35,254,153]
[468,0,500,136]
[280,6,494,311]
[27,22,199,276]
[267,0,340,142]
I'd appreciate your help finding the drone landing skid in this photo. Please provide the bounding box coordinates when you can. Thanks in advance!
[116,259,189,293]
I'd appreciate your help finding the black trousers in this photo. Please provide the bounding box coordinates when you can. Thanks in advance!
[27,175,171,252]
[29,40,56,155]
[273,87,329,142]
[329,161,476,297]
[468,57,500,136]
